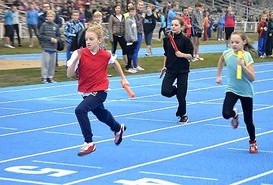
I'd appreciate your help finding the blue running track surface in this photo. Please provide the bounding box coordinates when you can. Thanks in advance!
[0,48,273,185]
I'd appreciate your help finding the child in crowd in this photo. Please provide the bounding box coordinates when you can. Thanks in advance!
[124,7,138,73]
[216,31,258,154]
[257,14,268,58]
[39,10,61,83]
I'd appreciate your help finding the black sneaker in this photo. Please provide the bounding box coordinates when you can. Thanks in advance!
[178,115,189,124]
[114,124,126,145]
[47,78,57,83]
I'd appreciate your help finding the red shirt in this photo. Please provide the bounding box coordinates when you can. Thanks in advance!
[181,15,192,37]
[77,48,111,93]
[224,13,235,28]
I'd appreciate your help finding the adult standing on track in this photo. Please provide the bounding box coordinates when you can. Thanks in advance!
[216,31,258,154]
[161,17,193,124]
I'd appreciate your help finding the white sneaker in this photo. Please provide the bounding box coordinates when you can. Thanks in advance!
[135,66,145,71]
[4,44,15,48]
[125,68,137,73]
[29,45,33,48]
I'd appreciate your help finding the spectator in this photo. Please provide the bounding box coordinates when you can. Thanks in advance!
[216,13,225,41]
[191,2,205,61]
[265,12,273,57]
[26,3,39,48]
[132,0,145,71]
[158,9,166,40]
[11,5,22,47]
[108,4,128,67]
[257,14,268,58]
[39,10,62,83]
[143,4,156,56]
[166,1,179,33]
[59,4,71,22]
[181,6,192,38]
[0,5,14,48]
[64,10,85,61]
[224,6,236,48]
[124,7,138,73]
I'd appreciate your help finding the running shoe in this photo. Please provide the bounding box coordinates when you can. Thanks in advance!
[77,142,96,156]
[249,141,258,154]
[114,124,126,145]
[231,108,239,129]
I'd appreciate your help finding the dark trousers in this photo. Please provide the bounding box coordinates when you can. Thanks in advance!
[75,91,121,143]
[111,35,127,55]
[222,92,255,141]
[161,71,188,117]
[265,34,273,56]
[11,24,21,45]
[125,41,137,69]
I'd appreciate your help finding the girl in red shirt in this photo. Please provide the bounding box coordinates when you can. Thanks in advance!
[67,23,129,156]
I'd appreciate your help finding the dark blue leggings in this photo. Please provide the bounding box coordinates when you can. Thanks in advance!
[222,92,256,141]
[75,91,121,143]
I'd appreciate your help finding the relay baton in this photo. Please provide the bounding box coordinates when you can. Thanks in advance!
[159,67,167,79]
[168,33,179,52]
[236,51,243,79]
[123,84,135,98]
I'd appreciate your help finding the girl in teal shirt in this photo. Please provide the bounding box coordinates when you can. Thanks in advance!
[216,31,258,154]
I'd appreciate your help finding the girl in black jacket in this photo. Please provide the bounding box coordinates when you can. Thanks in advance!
[161,17,194,124]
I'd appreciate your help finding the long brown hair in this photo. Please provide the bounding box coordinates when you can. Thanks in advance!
[231,31,257,54]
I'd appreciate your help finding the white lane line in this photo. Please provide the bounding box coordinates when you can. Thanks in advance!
[205,124,262,130]
[230,169,273,185]
[0,177,60,185]
[132,139,194,147]
[44,131,101,138]
[140,171,218,181]
[228,148,273,154]
[63,130,273,185]
[0,127,18,130]
[32,160,102,169]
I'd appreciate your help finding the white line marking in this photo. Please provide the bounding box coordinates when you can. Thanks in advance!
[63,130,273,185]
[205,124,262,130]
[132,139,194,146]
[228,148,273,154]
[0,107,29,111]
[126,117,175,123]
[0,127,18,130]
[33,160,102,169]
[0,177,61,185]
[230,169,273,185]
[140,171,218,181]
[44,131,101,138]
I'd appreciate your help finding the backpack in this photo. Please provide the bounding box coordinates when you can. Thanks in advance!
[70,28,86,51]
[57,38,65,51]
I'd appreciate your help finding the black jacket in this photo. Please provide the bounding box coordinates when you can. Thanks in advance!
[163,32,194,73]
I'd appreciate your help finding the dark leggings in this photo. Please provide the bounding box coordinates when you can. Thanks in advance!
[161,71,188,117]
[222,92,256,141]
[75,91,121,143]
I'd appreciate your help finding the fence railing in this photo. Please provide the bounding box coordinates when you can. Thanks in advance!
[0,21,258,40]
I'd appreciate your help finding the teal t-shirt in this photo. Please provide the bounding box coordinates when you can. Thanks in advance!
[223,49,254,98]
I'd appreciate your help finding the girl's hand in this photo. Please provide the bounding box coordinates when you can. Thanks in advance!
[237,58,245,66]
[121,78,129,87]
[216,76,222,84]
